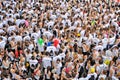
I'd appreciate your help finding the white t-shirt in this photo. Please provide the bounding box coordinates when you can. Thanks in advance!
[47,21,55,27]
[0,23,3,28]
[112,76,119,80]
[14,13,19,18]
[0,41,6,49]
[78,37,83,47]
[102,38,108,49]
[28,44,34,52]
[98,74,106,80]
[42,57,52,68]
[29,59,38,67]
[109,36,115,45]
[16,19,25,27]
[46,46,56,53]
[74,20,81,27]
[61,19,66,26]
[66,19,71,26]
[96,64,106,73]
[53,56,61,62]
[7,18,14,23]
[56,62,62,75]
[79,77,88,80]
[43,31,53,39]
[58,53,65,59]
[2,36,7,42]
[31,33,39,40]
[80,30,85,37]
[26,53,32,61]
[92,37,100,45]
[105,50,113,57]
[95,45,104,51]
[86,73,97,80]
[7,26,16,33]
[16,19,21,26]
[50,14,57,20]
[15,35,22,42]
[23,36,30,41]
[0,29,4,33]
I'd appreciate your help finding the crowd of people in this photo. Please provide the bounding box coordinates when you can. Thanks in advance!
[0,0,120,80]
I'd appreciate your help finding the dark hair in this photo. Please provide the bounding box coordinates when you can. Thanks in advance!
[47,66,52,73]
[89,75,95,80]
[99,59,103,64]
[46,52,49,56]
[59,49,63,53]
[50,50,53,55]
[53,30,57,37]
[90,60,95,66]
[16,16,19,19]
[65,42,68,46]
[112,56,118,64]
[65,50,68,54]
[31,56,35,60]
[35,47,39,54]
[60,27,63,30]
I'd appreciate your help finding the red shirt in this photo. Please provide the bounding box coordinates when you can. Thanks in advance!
[15,50,19,58]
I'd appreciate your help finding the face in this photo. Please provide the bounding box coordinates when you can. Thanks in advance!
[56,60,60,64]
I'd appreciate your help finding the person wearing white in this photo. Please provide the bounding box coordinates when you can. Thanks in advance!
[42,55,52,69]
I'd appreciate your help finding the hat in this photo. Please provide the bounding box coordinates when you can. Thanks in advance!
[90,67,95,73]
[77,33,80,37]
[47,42,52,46]
[104,59,110,65]
[26,62,30,67]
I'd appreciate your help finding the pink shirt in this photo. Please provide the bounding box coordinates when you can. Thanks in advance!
[25,20,29,27]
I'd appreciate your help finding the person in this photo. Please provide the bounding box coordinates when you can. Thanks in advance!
[0,0,120,80]
[44,66,52,80]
